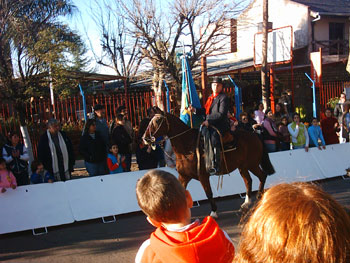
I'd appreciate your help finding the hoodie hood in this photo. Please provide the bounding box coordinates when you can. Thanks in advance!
[148,216,234,263]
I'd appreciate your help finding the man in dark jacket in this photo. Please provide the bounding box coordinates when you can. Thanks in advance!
[191,77,230,174]
[37,119,75,181]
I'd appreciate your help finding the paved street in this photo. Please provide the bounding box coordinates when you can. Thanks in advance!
[0,177,349,263]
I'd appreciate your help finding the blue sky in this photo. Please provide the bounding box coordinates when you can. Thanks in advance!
[65,0,252,74]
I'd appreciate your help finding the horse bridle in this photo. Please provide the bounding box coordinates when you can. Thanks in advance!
[143,113,193,146]
[143,114,170,146]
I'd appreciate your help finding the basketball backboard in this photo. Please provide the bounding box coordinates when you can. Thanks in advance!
[254,26,293,66]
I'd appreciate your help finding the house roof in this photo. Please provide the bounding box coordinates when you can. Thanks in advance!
[291,0,350,16]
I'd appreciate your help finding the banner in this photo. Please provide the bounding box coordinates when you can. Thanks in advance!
[180,54,203,127]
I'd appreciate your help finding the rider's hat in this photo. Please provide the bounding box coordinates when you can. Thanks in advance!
[212,76,223,84]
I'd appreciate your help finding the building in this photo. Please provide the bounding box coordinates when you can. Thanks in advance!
[203,0,350,117]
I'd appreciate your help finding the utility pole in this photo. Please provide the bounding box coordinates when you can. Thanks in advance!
[261,0,269,109]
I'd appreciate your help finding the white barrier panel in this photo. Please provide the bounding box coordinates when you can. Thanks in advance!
[66,172,143,221]
[309,143,350,178]
[0,182,74,234]
[1,144,349,234]
[266,148,327,187]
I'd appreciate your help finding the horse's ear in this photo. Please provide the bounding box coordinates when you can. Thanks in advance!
[152,106,164,115]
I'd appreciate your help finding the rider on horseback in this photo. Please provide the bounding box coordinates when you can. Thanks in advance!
[190,76,230,174]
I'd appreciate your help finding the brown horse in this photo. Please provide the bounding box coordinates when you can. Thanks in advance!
[143,110,275,217]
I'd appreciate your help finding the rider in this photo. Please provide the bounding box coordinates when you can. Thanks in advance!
[190,76,230,174]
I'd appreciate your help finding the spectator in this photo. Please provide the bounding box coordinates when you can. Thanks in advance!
[288,113,309,151]
[342,102,350,142]
[334,93,347,143]
[308,118,326,150]
[278,90,292,116]
[3,131,29,186]
[236,182,350,263]
[0,157,17,193]
[262,109,279,153]
[37,119,75,181]
[321,108,340,144]
[79,119,107,176]
[111,114,132,171]
[227,111,238,132]
[107,142,126,174]
[278,116,290,151]
[93,104,109,150]
[248,110,262,132]
[254,103,265,125]
[321,108,339,145]
[274,102,287,125]
[135,169,235,263]
[237,112,254,132]
[30,160,54,184]
[136,108,158,170]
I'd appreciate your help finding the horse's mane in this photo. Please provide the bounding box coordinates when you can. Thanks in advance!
[165,112,199,132]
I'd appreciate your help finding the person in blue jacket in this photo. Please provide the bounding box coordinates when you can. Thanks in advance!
[308,118,326,150]
[30,160,55,184]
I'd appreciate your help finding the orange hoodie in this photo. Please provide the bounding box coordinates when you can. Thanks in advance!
[135,216,235,263]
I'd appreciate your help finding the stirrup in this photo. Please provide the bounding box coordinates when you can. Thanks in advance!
[207,167,217,175]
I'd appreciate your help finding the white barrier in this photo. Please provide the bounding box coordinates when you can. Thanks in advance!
[0,182,74,235]
[0,143,349,234]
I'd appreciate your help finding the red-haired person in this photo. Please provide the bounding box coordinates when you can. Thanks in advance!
[135,170,234,263]
[321,108,339,145]
[236,182,350,263]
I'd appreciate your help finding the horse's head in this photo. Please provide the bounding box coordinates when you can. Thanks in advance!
[142,111,169,146]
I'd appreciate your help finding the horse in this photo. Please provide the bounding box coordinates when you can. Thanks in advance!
[142,110,275,217]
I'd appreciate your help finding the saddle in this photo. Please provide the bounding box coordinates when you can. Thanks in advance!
[222,131,237,151]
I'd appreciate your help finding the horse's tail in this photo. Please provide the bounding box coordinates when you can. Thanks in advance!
[260,144,275,175]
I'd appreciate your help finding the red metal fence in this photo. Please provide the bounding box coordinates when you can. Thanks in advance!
[319,81,348,112]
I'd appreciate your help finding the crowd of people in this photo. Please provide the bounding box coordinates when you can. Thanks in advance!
[135,169,350,263]
[230,93,350,154]
[0,88,349,191]
[0,104,167,192]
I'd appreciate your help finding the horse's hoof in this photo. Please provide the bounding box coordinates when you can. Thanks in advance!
[240,202,251,211]
[210,211,218,218]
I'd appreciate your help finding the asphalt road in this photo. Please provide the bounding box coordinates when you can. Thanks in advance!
[1,177,349,263]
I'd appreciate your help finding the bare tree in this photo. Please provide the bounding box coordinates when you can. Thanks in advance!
[87,0,144,80]
[117,0,245,108]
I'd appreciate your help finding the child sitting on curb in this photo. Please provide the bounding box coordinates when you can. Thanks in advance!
[0,157,17,193]
[135,169,235,263]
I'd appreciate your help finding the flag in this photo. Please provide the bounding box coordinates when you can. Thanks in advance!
[180,53,203,128]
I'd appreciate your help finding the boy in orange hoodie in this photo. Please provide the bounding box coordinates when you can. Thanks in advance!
[135,169,235,263]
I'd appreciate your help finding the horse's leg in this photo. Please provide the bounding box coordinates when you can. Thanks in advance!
[239,168,252,210]
[249,165,267,200]
[199,174,218,218]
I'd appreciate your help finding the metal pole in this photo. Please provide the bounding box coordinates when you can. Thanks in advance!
[305,73,317,118]
[163,80,171,113]
[228,75,242,117]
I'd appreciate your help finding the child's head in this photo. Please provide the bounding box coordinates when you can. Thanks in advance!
[0,158,6,170]
[8,131,20,146]
[109,143,119,155]
[281,116,288,126]
[236,182,350,263]
[136,170,191,224]
[31,160,44,174]
[311,117,318,126]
